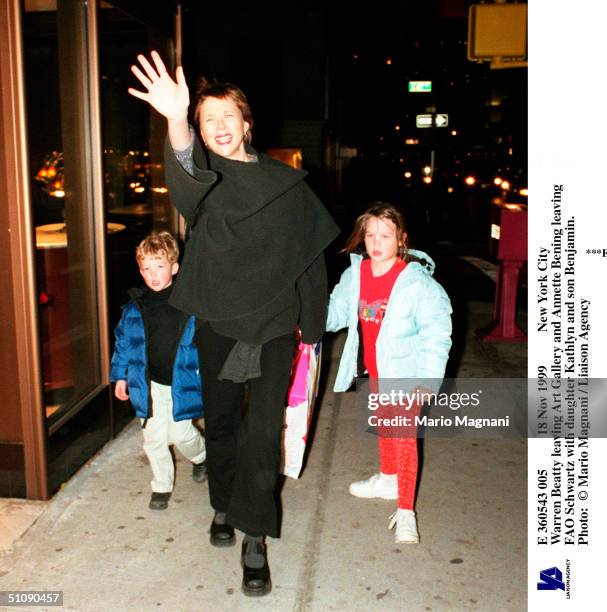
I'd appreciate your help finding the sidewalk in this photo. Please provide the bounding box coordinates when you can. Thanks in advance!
[0,261,527,611]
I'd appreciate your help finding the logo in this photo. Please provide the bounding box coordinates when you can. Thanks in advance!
[537,567,565,591]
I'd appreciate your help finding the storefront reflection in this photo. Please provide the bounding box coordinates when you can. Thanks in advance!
[36,222,125,419]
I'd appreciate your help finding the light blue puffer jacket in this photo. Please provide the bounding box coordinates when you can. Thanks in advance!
[326,251,452,392]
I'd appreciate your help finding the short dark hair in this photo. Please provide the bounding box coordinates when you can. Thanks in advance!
[193,77,254,143]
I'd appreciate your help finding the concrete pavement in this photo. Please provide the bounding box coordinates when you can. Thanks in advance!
[0,258,527,611]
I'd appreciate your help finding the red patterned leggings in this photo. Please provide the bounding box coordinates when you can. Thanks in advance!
[378,436,418,510]
[374,398,420,511]
[367,374,420,510]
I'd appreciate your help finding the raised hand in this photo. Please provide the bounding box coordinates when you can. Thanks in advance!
[128,51,190,122]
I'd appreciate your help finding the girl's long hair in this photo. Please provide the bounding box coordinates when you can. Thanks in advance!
[342,202,408,259]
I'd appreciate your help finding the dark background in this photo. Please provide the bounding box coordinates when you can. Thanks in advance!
[181,0,527,257]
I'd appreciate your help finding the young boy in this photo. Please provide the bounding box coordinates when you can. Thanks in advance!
[110,231,206,510]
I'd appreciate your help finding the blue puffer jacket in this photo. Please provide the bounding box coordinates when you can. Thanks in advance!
[327,251,452,392]
[110,292,202,420]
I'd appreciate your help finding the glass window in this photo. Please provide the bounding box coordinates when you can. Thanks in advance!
[98,1,175,332]
[22,0,176,428]
[24,0,102,424]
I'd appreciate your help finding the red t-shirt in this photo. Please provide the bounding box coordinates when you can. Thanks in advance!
[358,258,407,378]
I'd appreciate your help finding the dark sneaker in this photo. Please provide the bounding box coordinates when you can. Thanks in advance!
[192,460,208,483]
[149,492,171,510]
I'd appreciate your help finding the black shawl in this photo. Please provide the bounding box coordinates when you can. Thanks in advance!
[165,136,340,344]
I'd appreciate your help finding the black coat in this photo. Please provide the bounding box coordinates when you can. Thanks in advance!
[165,136,340,344]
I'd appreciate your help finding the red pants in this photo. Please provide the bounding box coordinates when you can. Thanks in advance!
[378,436,418,510]
[374,400,420,511]
[367,378,420,510]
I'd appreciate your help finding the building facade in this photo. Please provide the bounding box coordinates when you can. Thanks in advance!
[0,0,180,499]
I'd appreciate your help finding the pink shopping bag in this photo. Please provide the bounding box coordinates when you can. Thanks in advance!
[282,342,321,479]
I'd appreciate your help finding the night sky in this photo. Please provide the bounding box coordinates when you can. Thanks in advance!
[181,0,527,184]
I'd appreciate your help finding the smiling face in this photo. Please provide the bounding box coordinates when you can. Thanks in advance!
[197,96,251,161]
[138,253,179,292]
[363,216,406,275]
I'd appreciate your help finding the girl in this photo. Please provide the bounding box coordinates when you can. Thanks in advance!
[326,202,452,543]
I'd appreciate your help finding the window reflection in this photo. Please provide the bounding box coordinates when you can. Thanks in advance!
[23,0,174,423]
[24,3,63,228]
[24,0,102,421]
[24,1,68,418]
[99,2,173,333]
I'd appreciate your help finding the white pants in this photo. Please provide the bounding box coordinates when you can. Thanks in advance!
[142,381,206,493]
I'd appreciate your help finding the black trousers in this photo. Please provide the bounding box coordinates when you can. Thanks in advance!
[195,321,295,538]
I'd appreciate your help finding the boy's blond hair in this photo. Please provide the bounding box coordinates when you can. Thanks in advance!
[135,231,179,264]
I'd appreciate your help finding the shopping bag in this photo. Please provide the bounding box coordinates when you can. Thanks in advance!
[282,341,321,479]
[287,342,311,407]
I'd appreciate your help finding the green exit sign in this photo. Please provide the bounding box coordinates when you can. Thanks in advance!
[408,81,432,93]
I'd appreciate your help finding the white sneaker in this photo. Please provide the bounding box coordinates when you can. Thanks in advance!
[349,473,398,500]
[388,509,419,544]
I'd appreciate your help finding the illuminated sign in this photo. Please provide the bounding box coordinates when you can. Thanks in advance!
[408,81,432,92]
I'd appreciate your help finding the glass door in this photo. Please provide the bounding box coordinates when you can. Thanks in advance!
[24,0,102,428]
[98,1,176,337]
[20,0,178,495]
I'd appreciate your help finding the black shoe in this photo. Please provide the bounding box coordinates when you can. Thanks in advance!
[209,519,235,547]
[192,460,208,483]
[148,492,170,510]
[241,540,271,597]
